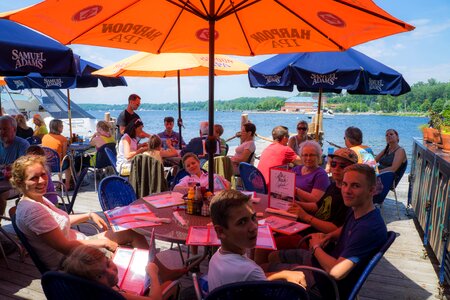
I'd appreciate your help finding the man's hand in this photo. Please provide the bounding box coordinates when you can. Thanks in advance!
[268,270,307,288]
[146,262,159,275]
[104,239,118,252]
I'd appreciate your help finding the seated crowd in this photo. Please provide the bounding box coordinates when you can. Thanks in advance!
[0,98,407,299]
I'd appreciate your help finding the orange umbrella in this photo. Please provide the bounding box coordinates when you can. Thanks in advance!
[2,0,414,188]
[93,52,249,143]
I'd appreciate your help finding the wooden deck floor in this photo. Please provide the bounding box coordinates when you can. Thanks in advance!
[0,174,444,300]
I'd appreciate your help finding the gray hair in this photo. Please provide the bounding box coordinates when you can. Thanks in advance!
[0,115,17,129]
[49,119,63,134]
[299,140,322,157]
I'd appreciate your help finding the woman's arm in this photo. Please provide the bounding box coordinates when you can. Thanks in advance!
[69,212,108,231]
[123,136,146,160]
[288,203,338,233]
[160,141,178,158]
[295,187,326,203]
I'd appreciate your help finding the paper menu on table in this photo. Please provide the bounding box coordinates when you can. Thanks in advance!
[143,192,185,208]
[261,215,310,235]
[113,247,149,295]
[256,224,277,250]
[186,226,220,246]
[268,167,296,211]
[104,203,160,232]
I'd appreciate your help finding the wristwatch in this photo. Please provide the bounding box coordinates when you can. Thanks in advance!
[311,244,321,255]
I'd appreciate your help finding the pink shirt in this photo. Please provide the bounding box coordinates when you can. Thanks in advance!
[257,143,297,184]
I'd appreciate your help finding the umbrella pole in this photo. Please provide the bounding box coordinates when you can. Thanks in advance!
[315,88,322,142]
[67,89,73,143]
[207,0,215,191]
[177,70,183,148]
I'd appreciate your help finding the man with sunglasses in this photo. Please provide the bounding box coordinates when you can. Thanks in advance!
[288,148,357,234]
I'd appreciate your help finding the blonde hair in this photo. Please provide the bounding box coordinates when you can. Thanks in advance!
[61,245,106,281]
[33,114,45,126]
[15,114,28,128]
[10,155,46,191]
[97,120,112,133]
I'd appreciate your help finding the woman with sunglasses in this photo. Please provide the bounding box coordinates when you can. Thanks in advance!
[288,120,312,154]
[292,141,330,203]
[117,119,149,176]
[376,129,407,184]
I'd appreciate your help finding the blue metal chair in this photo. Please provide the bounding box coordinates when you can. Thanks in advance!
[89,142,117,190]
[42,146,74,194]
[373,171,395,218]
[98,176,137,211]
[293,231,396,300]
[238,162,268,194]
[26,135,42,145]
[104,146,119,175]
[204,280,309,300]
[170,168,190,190]
[11,213,49,275]
[41,271,126,300]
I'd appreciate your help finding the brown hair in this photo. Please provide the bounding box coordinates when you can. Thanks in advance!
[242,123,256,136]
[10,155,46,191]
[182,152,200,167]
[214,124,224,136]
[26,145,46,156]
[61,245,106,282]
[344,126,363,145]
[343,164,376,188]
[210,190,251,229]
[96,120,111,133]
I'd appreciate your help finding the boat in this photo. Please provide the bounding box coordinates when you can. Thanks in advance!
[0,87,97,138]
[305,108,335,119]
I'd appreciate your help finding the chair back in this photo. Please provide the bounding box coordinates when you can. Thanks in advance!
[11,213,49,274]
[205,280,308,300]
[95,143,116,169]
[104,146,118,175]
[41,271,126,300]
[98,176,137,211]
[42,146,61,173]
[203,156,234,182]
[247,151,255,164]
[129,154,168,198]
[26,136,42,145]
[347,231,396,300]
[238,162,268,194]
[394,160,408,187]
[373,171,395,204]
[171,169,190,190]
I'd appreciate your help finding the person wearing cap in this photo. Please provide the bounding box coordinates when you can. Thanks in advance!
[116,118,148,176]
[157,116,185,150]
[116,94,151,139]
[253,148,357,265]
[180,121,220,158]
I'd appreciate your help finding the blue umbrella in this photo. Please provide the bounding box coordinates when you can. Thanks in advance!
[248,49,411,138]
[0,19,77,76]
[5,58,127,138]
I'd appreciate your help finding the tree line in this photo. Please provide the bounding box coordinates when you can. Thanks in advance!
[80,79,449,113]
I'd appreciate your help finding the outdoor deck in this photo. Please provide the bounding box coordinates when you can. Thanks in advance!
[0,174,444,300]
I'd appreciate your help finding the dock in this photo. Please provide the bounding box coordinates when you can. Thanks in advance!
[0,173,444,299]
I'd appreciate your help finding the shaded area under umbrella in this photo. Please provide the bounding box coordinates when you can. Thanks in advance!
[248,49,411,140]
[4,58,127,138]
[2,0,415,189]
[93,52,249,147]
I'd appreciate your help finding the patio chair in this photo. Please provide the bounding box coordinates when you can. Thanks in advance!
[42,146,74,195]
[88,142,117,191]
[11,213,49,275]
[129,154,168,198]
[204,280,309,300]
[372,171,396,219]
[26,135,42,145]
[98,176,137,211]
[104,146,119,175]
[391,160,408,219]
[292,231,397,300]
[42,270,181,300]
[238,162,268,194]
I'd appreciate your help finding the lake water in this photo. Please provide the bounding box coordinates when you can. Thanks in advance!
[88,110,428,172]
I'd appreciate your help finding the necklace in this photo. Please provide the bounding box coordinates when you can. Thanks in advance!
[388,145,399,154]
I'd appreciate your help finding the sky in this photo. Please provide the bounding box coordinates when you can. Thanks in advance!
[1,0,449,105]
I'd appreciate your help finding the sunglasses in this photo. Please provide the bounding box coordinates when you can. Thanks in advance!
[330,161,350,169]
[297,127,308,131]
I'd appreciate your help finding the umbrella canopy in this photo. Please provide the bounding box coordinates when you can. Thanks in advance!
[2,0,414,188]
[4,58,127,138]
[0,19,77,76]
[248,49,411,95]
[248,49,411,139]
[93,52,248,144]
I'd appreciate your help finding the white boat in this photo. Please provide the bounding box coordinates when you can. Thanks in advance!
[305,108,335,119]
[0,87,97,138]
